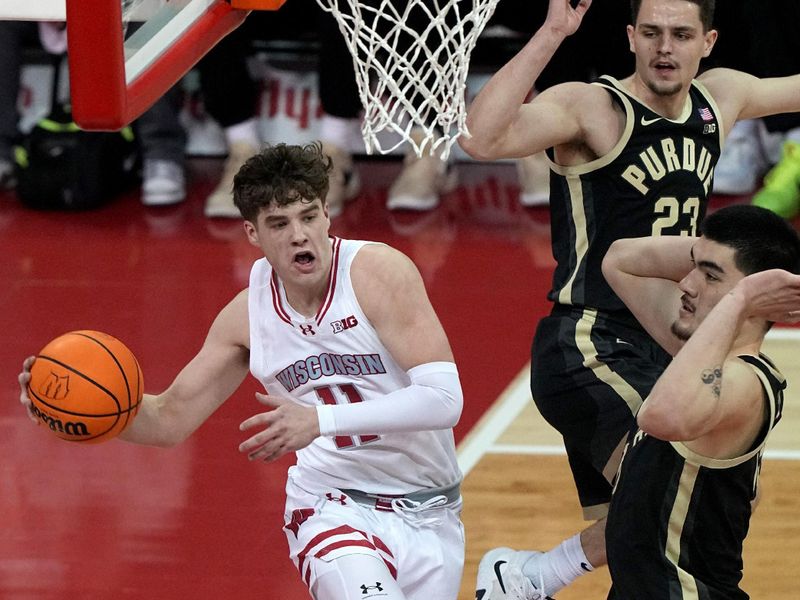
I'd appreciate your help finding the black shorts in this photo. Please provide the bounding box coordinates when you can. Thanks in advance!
[531,305,671,519]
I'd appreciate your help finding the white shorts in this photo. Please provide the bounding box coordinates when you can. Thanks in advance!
[282,469,465,600]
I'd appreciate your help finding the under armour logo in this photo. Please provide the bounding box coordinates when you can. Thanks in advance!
[361,583,383,594]
[299,324,315,336]
[325,493,346,505]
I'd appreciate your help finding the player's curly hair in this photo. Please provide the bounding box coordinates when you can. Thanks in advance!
[630,0,715,32]
[233,142,332,222]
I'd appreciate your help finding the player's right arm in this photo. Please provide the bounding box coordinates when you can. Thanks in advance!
[19,290,252,447]
[119,290,251,446]
[460,0,593,160]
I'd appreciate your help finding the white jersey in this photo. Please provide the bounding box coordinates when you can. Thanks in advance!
[248,237,462,495]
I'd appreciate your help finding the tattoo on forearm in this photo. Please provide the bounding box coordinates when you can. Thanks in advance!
[701,366,723,400]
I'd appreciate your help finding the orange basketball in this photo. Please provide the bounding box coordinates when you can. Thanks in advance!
[27,330,143,444]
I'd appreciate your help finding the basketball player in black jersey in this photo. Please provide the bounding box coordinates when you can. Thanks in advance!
[600,205,800,599]
[462,1,800,598]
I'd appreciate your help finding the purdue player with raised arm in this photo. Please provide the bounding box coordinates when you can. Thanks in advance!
[601,205,800,598]
[462,1,800,598]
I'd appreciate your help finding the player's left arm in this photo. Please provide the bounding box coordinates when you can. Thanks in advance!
[238,244,463,462]
[699,68,800,124]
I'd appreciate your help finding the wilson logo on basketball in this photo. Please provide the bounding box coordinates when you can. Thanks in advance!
[29,402,90,438]
[39,371,70,400]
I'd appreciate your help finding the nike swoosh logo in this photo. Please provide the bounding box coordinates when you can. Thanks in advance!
[493,560,508,594]
[616,338,633,346]
[640,116,661,126]
[581,561,592,572]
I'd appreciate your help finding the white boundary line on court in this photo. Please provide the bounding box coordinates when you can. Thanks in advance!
[457,327,800,476]
[457,365,533,476]
[489,443,800,461]
[765,327,800,341]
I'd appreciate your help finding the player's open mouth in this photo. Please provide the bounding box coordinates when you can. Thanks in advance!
[294,251,315,267]
[654,61,676,72]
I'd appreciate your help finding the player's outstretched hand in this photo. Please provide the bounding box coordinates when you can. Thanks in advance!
[18,356,38,425]
[238,393,320,462]
[546,0,592,38]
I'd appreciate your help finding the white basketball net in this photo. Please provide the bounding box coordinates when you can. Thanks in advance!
[316,0,501,159]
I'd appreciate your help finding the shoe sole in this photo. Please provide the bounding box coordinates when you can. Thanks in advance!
[386,166,458,211]
[142,194,185,207]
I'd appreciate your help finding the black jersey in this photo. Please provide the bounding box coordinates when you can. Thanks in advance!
[547,75,723,317]
[606,354,785,600]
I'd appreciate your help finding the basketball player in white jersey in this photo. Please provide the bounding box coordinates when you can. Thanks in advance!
[18,142,465,600]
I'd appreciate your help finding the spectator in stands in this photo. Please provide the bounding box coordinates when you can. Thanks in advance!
[708,0,800,214]
[0,20,187,205]
[201,2,363,219]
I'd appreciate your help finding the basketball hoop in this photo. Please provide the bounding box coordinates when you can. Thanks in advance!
[315,0,501,159]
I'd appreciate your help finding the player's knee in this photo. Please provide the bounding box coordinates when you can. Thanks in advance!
[310,553,407,600]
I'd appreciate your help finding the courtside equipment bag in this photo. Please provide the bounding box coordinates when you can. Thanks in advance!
[14,57,139,210]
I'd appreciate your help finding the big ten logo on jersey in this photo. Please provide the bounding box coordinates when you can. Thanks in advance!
[331,315,358,334]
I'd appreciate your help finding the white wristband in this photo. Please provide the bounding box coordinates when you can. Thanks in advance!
[316,404,337,437]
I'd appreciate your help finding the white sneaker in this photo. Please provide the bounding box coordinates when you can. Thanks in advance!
[713,119,767,195]
[0,157,16,190]
[141,159,185,206]
[476,547,553,600]
[517,152,550,206]
[321,141,360,218]
[204,141,259,218]
[387,130,458,211]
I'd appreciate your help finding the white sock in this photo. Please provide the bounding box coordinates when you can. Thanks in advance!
[521,534,593,595]
[224,118,260,148]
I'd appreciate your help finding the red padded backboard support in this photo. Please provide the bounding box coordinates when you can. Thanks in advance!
[66,0,250,130]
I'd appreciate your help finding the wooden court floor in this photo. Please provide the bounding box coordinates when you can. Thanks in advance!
[1,157,797,599]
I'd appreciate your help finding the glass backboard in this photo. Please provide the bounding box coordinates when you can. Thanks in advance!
[5,0,282,130]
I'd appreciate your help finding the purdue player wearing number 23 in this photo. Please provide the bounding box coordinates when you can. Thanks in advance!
[463,1,800,599]
[18,142,466,600]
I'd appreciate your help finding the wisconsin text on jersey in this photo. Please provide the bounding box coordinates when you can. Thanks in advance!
[622,136,716,196]
[276,353,387,392]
